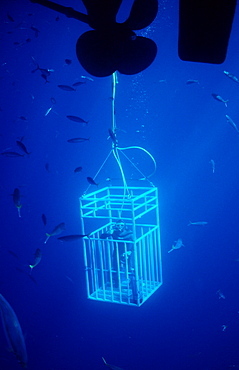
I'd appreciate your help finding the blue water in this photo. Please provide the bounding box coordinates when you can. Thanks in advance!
[1,1,239,369]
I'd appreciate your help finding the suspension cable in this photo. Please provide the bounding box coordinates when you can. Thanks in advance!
[83,72,157,199]
[117,145,157,179]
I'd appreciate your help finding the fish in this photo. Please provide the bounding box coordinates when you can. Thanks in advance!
[57,234,88,242]
[44,222,65,243]
[41,213,47,226]
[81,75,94,81]
[221,325,227,332]
[13,188,22,217]
[217,289,225,299]
[211,93,228,107]
[7,13,14,22]
[223,70,239,83]
[45,106,53,116]
[67,137,90,143]
[45,97,57,116]
[72,81,86,86]
[65,275,74,284]
[45,163,50,172]
[15,267,27,275]
[187,221,208,226]
[209,159,215,173]
[19,116,27,121]
[87,177,99,186]
[31,57,54,82]
[0,294,28,368]
[29,248,42,272]
[74,166,82,173]
[17,41,30,47]
[31,64,49,74]
[8,250,20,260]
[65,59,72,65]
[57,85,76,91]
[15,267,37,285]
[27,274,37,285]
[66,115,89,124]
[102,357,125,370]
[225,115,239,133]
[31,57,53,76]
[168,238,185,253]
[30,26,40,37]
[1,152,24,157]
[41,74,50,83]
[16,141,31,155]
[186,79,199,84]
[41,73,50,83]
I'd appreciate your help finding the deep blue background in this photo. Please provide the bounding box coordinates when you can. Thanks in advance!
[1,1,239,369]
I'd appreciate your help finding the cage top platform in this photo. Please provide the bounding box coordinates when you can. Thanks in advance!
[80,186,157,200]
[80,186,158,221]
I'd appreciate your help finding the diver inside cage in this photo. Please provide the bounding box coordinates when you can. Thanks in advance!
[100,219,139,303]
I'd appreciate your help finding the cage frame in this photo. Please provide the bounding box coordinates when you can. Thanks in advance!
[80,186,162,307]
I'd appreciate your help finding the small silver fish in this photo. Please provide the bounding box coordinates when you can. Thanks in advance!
[168,238,185,253]
[67,137,90,143]
[8,250,20,260]
[58,85,76,91]
[16,140,31,155]
[223,71,239,83]
[66,115,89,124]
[209,159,215,173]
[80,75,94,81]
[65,275,74,284]
[44,222,65,243]
[187,221,208,226]
[64,58,72,65]
[211,93,228,107]
[1,151,24,157]
[45,163,50,173]
[58,234,88,242]
[42,213,47,225]
[7,13,14,22]
[72,81,86,87]
[30,26,40,37]
[102,357,125,370]
[13,188,22,217]
[29,248,42,271]
[31,57,54,76]
[45,106,53,116]
[217,289,225,299]
[186,79,199,85]
[87,177,98,186]
[225,115,239,133]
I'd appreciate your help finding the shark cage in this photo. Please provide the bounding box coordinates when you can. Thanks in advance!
[79,73,162,307]
[79,186,162,307]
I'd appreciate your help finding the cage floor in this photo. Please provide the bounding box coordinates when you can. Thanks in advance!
[89,279,162,306]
